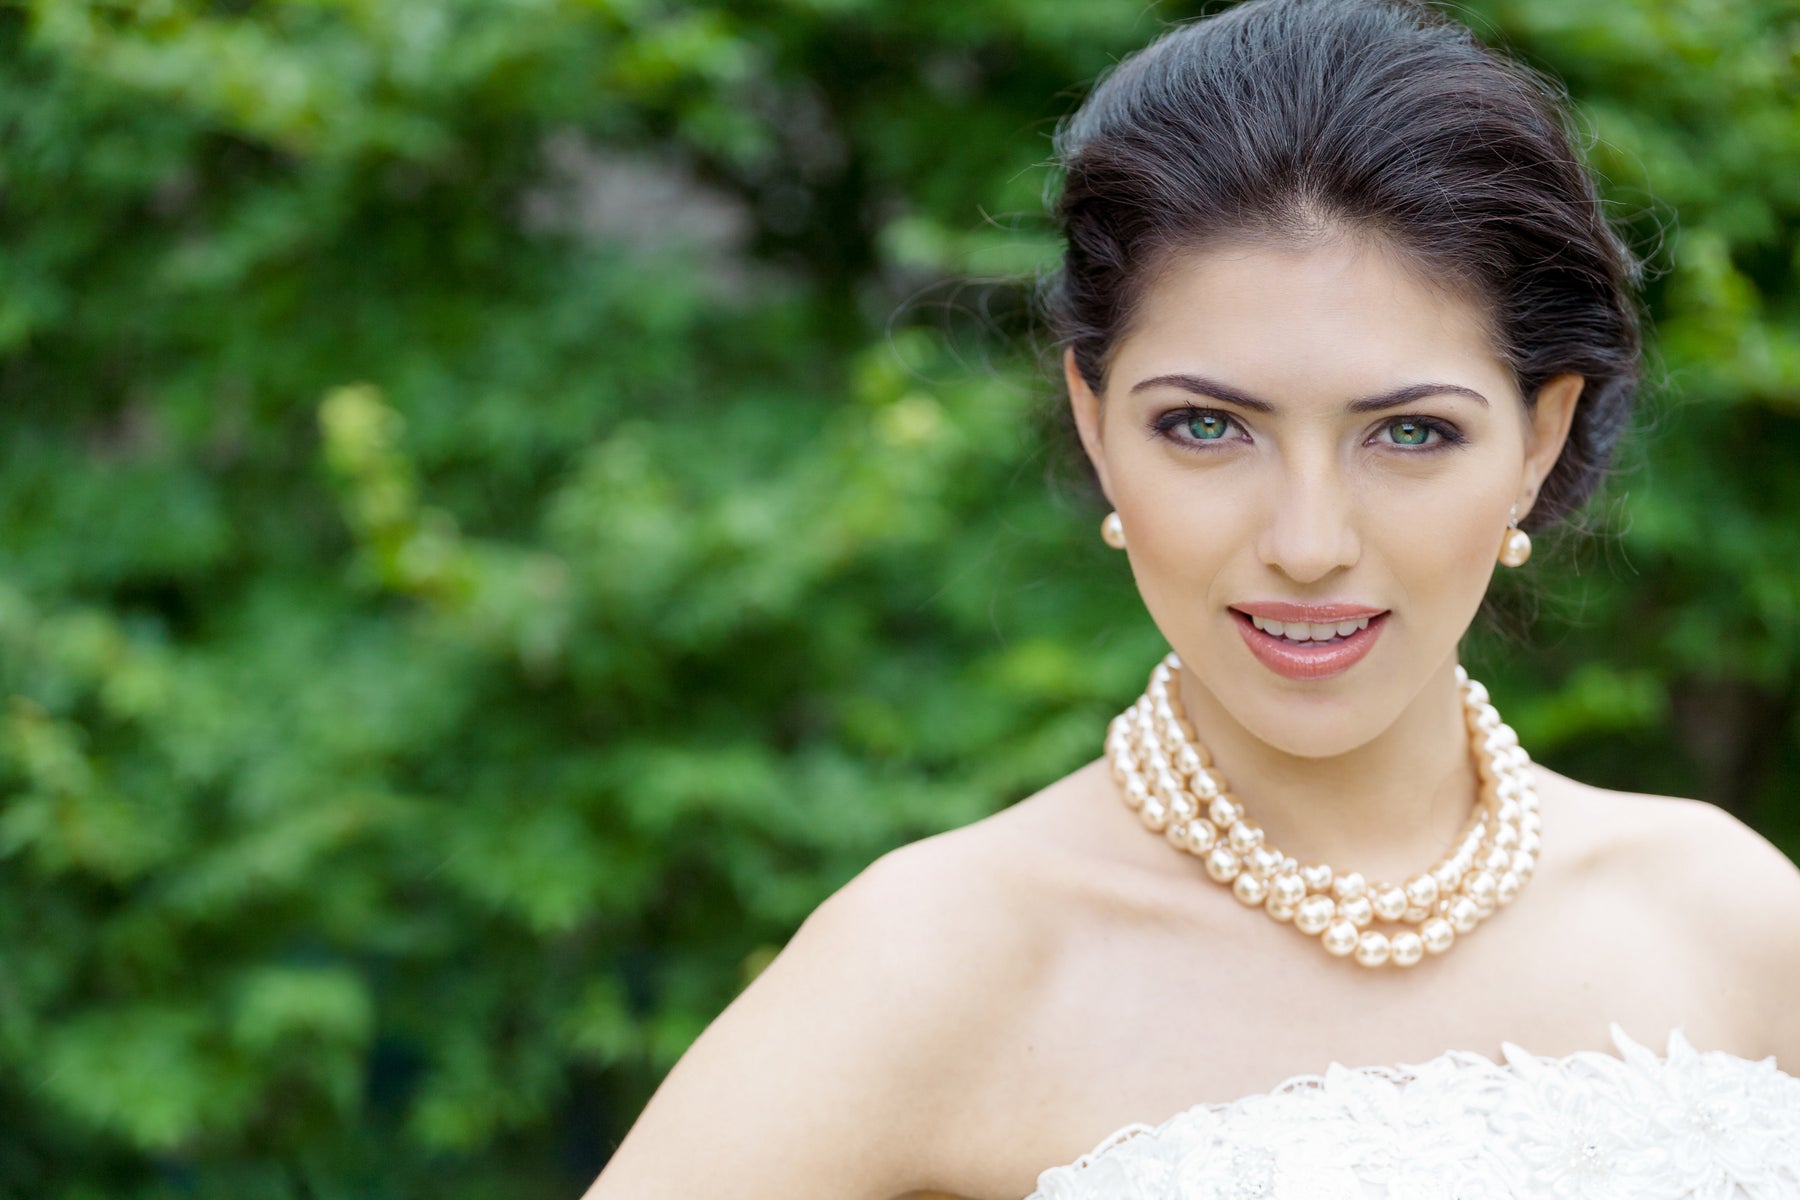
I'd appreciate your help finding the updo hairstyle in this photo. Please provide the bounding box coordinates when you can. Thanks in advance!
[1040,0,1647,532]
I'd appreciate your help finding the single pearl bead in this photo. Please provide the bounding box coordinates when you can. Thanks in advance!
[1264,894,1298,922]
[1185,820,1217,854]
[1300,863,1334,894]
[1205,845,1242,883]
[1175,743,1205,777]
[1331,872,1368,902]
[1511,850,1536,881]
[1295,894,1336,936]
[1372,885,1408,922]
[1322,920,1359,956]
[1463,872,1497,905]
[1208,793,1242,826]
[1336,895,1374,928]
[1462,679,1488,706]
[1431,861,1463,894]
[1123,775,1149,810]
[1247,845,1283,878]
[1483,846,1511,874]
[1169,793,1198,822]
[1228,820,1264,855]
[1473,704,1501,731]
[1270,873,1308,908]
[1390,930,1425,967]
[1404,873,1440,909]
[1233,873,1269,906]
[1139,798,1169,832]
[1494,824,1520,850]
[1448,895,1481,934]
[1496,871,1521,904]
[1518,830,1541,856]
[1165,820,1193,851]
[1421,917,1455,954]
[1191,769,1222,800]
[1353,930,1391,967]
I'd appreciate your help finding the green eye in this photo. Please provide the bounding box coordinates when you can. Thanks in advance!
[1388,419,1433,446]
[1186,412,1232,440]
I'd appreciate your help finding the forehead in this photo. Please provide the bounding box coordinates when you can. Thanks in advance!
[1110,235,1516,403]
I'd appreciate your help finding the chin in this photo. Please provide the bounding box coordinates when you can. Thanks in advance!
[1242,702,1390,759]
[1184,645,1418,759]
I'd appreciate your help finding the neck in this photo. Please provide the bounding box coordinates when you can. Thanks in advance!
[1173,655,1479,886]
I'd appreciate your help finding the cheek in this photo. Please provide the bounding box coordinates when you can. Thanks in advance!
[1370,475,1507,623]
[1108,465,1259,611]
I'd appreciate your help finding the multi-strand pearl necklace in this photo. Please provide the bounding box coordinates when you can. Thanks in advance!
[1105,652,1541,968]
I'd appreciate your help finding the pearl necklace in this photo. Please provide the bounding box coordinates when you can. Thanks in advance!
[1106,652,1541,968]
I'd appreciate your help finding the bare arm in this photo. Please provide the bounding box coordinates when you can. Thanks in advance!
[1722,809,1800,1070]
[582,839,1019,1199]
[1650,797,1800,1070]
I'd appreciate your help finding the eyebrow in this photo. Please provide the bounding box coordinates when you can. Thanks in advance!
[1128,373,1490,413]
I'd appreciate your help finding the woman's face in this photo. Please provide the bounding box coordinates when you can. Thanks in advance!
[1066,234,1583,758]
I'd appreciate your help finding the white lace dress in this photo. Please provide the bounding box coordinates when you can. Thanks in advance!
[1025,1025,1800,1199]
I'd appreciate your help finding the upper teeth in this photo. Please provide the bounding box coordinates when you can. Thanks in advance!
[1249,614,1371,641]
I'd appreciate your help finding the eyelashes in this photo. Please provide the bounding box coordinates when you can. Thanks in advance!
[1147,406,1469,453]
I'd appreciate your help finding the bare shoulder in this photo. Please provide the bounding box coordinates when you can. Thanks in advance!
[1543,767,1800,1068]
[1551,769,1800,910]
[584,819,1057,1200]
[816,822,1060,1012]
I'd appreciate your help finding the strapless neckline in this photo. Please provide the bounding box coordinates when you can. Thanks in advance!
[1026,1024,1800,1199]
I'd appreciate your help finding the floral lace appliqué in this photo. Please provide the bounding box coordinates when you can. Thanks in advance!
[1026,1026,1800,1200]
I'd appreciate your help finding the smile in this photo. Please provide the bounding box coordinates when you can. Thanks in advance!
[1230,608,1389,680]
[1246,614,1371,642]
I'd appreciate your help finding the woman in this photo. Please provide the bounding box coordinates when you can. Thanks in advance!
[586,1,1800,1196]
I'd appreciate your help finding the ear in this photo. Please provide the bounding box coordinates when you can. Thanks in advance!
[1518,372,1583,518]
[1063,346,1114,502]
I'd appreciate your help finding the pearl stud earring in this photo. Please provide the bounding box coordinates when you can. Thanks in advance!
[1101,511,1127,549]
[1498,505,1532,568]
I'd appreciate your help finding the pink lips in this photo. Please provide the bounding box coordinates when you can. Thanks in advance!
[1231,603,1389,680]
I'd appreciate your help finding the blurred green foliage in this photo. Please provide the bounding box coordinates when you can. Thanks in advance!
[0,0,1795,1195]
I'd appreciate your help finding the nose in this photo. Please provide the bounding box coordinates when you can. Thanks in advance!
[1256,462,1362,584]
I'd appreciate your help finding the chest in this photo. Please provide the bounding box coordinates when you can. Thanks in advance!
[918,882,1737,1200]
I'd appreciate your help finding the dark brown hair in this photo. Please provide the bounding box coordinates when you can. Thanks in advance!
[1040,0,1646,532]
